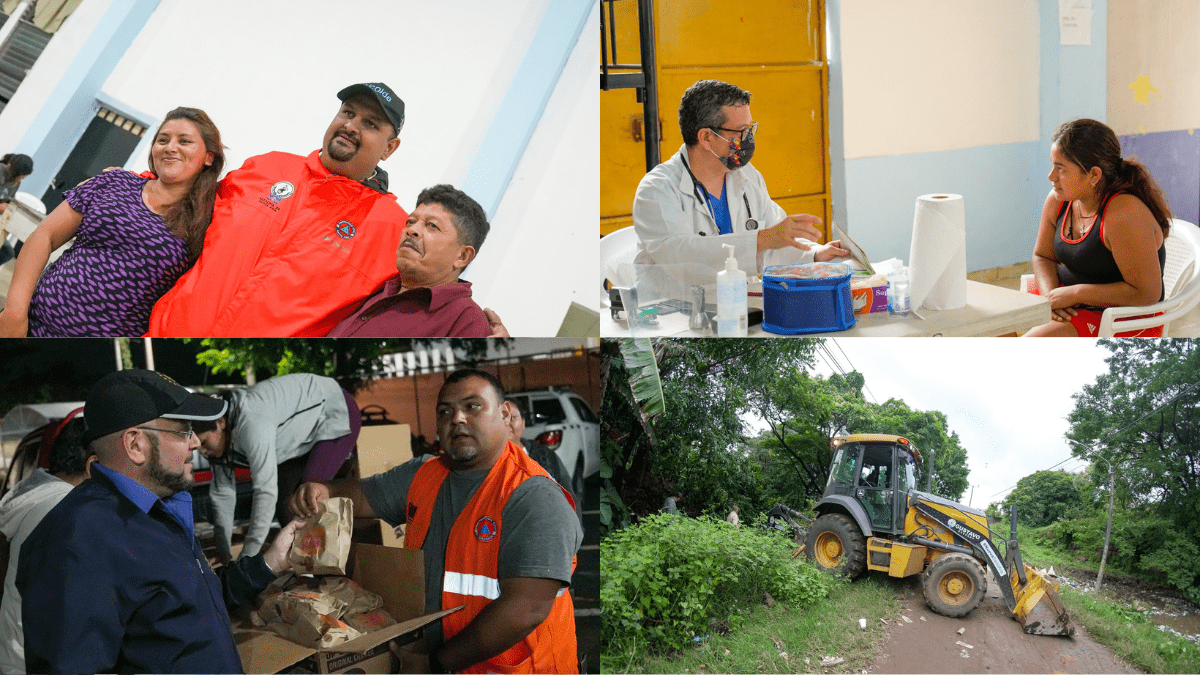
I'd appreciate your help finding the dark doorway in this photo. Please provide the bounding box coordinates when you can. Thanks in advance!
[41,107,147,211]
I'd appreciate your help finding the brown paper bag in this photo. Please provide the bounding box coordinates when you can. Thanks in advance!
[290,497,354,575]
[345,608,398,633]
[318,577,384,617]
[265,590,347,625]
[267,612,362,650]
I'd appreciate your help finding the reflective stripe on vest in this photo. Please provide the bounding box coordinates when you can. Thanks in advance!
[444,571,501,601]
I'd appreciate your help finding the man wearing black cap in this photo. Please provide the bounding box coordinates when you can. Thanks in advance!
[16,369,301,674]
[146,83,506,336]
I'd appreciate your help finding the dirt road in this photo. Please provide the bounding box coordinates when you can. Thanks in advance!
[866,571,1139,674]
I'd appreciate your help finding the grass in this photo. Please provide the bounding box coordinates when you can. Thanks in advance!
[1058,586,1200,674]
[607,575,900,674]
[1007,524,1095,573]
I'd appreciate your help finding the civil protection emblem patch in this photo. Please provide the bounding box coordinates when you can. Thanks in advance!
[474,516,498,542]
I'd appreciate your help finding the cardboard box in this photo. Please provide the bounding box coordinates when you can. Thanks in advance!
[352,424,413,549]
[851,276,889,314]
[353,518,405,548]
[235,543,459,674]
[355,424,412,479]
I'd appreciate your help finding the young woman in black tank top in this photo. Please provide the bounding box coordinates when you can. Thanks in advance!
[1026,119,1172,337]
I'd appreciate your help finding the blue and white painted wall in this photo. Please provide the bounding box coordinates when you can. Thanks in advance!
[1107,0,1200,228]
[0,0,599,336]
[830,0,1109,272]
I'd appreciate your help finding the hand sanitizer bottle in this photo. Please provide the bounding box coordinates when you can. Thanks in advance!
[716,244,748,337]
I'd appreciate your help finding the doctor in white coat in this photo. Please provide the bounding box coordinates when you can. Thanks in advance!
[633,80,848,275]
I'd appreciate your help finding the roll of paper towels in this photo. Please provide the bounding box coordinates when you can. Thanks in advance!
[909,194,967,310]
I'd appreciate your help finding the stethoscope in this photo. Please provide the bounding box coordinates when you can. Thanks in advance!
[681,154,757,235]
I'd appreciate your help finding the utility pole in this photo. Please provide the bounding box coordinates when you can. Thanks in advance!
[1096,456,1115,591]
[1067,438,1115,592]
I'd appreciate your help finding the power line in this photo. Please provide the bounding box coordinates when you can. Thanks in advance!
[831,339,879,404]
[818,342,847,379]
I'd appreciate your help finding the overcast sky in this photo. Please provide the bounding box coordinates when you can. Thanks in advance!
[807,338,1113,510]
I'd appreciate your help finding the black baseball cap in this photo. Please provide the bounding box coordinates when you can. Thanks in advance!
[337,82,405,135]
[83,369,227,444]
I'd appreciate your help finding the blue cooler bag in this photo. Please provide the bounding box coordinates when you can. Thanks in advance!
[762,262,856,334]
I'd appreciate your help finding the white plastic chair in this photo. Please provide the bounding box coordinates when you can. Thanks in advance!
[600,226,641,294]
[1098,219,1200,337]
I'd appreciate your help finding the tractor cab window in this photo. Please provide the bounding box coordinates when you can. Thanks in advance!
[857,445,893,489]
[899,450,918,492]
[830,445,858,488]
[857,444,896,531]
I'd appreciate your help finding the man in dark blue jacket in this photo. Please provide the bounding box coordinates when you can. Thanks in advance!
[16,369,301,674]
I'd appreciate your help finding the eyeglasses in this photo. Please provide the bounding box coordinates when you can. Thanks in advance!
[136,425,196,442]
[709,122,758,142]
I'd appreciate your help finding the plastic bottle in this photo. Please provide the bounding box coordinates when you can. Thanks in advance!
[716,244,748,337]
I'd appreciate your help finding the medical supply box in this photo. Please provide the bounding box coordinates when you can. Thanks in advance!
[761,262,856,334]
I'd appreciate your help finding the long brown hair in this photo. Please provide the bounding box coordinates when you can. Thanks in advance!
[1051,118,1172,237]
[147,107,225,260]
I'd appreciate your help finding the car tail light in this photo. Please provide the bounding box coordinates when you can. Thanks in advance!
[535,429,562,450]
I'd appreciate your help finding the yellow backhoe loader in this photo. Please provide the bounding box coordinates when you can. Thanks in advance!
[802,434,1074,636]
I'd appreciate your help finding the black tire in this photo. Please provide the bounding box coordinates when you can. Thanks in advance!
[804,513,867,579]
[922,552,988,618]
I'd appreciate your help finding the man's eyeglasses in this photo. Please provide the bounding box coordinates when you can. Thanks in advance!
[136,425,197,442]
[709,122,758,142]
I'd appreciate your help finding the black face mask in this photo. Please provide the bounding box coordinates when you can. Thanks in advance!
[708,130,755,170]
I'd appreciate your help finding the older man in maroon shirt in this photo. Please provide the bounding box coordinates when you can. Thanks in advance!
[326,184,491,337]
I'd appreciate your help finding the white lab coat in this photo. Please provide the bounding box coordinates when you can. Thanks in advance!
[632,144,816,275]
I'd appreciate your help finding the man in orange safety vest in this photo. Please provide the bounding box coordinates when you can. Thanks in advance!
[291,369,581,673]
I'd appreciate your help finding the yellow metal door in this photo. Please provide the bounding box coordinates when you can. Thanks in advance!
[600,0,831,241]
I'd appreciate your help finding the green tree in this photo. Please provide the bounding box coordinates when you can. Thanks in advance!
[867,401,970,501]
[751,373,970,504]
[1002,470,1082,525]
[188,338,501,389]
[600,338,819,529]
[1065,339,1200,601]
[1066,340,1200,538]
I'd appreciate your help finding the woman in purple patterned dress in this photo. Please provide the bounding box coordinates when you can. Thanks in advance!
[0,107,224,336]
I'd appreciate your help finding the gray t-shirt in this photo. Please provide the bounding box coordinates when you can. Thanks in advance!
[361,454,581,645]
[211,374,350,559]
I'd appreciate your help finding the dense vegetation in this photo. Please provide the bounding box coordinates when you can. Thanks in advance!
[600,338,971,532]
[601,514,838,661]
[1064,340,1200,603]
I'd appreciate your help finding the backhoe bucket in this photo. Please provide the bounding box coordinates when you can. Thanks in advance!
[1010,564,1075,636]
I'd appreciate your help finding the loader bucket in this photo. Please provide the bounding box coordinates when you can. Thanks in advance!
[1010,564,1075,636]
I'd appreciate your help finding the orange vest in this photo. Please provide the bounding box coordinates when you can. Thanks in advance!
[405,442,578,674]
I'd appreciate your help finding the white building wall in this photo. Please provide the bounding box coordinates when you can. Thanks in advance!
[469,1,598,330]
[1106,0,1200,135]
[100,0,550,210]
[841,0,1040,159]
